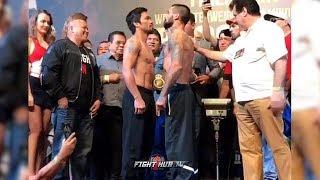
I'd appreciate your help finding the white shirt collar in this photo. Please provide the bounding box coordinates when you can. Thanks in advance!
[244,17,264,36]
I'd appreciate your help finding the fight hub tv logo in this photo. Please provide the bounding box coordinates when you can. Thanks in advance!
[134,154,187,171]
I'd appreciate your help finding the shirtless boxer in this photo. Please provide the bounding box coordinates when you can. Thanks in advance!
[121,7,156,179]
[156,4,201,180]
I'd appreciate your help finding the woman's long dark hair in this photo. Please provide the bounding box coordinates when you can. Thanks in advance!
[29,9,54,43]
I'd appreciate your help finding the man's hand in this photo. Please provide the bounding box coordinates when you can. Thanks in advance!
[156,95,167,116]
[28,133,77,180]
[195,74,210,85]
[58,97,68,109]
[109,73,122,84]
[90,100,101,117]
[101,73,122,84]
[202,3,212,15]
[134,97,146,114]
[58,132,77,161]
[269,90,285,114]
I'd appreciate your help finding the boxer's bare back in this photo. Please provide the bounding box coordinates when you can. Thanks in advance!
[156,29,194,114]
[164,29,194,84]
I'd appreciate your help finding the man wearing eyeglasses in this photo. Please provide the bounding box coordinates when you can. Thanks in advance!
[194,0,291,179]
[93,31,126,180]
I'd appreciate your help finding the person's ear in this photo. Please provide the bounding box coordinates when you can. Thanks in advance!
[242,7,248,17]
[133,22,140,28]
[69,25,73,33]
[173,13,179,20]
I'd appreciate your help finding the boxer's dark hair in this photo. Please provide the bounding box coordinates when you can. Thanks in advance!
[126,7,148,34]
[189,13,195,24]
[171,4,191,25]
[147,29,162,45]
[108,31,126,43]
[229,0,260,16]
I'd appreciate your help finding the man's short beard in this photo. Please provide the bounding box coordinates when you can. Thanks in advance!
[142,28,153,34]
[163,20,173,30]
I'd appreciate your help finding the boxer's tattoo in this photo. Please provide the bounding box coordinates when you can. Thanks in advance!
[126,39,139,54]
[160,32,184,97]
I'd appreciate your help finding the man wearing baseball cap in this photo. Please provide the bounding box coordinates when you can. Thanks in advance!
[226,18,242,40]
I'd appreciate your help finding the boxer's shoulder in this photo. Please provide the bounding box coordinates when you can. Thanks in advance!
[124,37,141,54]
[169,30,193,51]
[171,30,185,42]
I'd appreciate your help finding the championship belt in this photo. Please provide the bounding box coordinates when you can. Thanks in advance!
[153,74,165,91]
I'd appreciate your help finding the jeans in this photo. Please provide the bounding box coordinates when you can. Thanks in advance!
[52,107,94,180]
[262,137,278,180]
[51,108,68,161]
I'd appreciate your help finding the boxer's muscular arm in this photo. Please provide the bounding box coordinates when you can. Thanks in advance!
[122,39,143,100]
[160,32,184,97]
